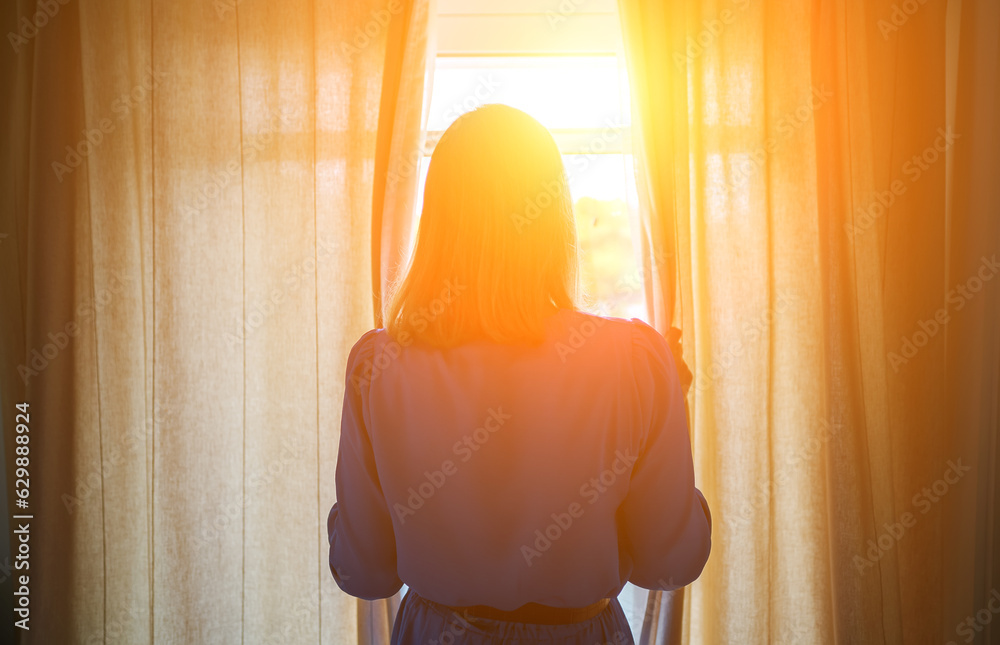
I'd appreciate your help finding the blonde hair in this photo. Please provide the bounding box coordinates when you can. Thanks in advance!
[384,104,580,347]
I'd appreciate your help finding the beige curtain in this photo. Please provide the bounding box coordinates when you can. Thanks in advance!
[619,0,999,643]
[0,0,430,642]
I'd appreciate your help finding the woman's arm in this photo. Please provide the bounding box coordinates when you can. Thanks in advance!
[328,331,403,600]
[620,320,712,590]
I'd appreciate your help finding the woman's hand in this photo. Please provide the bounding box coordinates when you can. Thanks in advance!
[664,327,693,397]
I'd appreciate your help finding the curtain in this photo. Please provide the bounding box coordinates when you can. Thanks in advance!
[619,0,999,643]
[364,3,435,642]
[0,0,430,642]
[371,0,435,328]
[944,0,1000,632]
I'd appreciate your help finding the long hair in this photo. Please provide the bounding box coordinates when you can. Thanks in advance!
[384,104,580,347]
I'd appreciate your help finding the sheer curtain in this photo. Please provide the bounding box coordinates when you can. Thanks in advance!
[619,0,999,643]
[0,0,431,642]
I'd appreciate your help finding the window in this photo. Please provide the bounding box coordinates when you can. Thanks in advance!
[405,2,651,633]
[412,0,649,323]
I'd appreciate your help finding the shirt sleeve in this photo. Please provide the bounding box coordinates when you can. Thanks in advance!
[327,330,404,600]
[620,318,712,591]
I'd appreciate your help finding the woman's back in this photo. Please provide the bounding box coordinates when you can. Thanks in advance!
[330,308,711,612]
[328,104,709,644]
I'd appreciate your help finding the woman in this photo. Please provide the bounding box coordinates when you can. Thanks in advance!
[327,104,711,644]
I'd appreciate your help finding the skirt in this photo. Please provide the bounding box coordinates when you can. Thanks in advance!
[390,589,636,645]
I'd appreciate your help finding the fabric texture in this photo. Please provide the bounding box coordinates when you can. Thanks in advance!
[329,309,711,636]
[617,0,1000,643]
[0,0,431,642]
[4,0,998,643]
[390,589,635,645]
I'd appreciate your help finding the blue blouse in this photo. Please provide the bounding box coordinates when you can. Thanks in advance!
[327,309,711,611]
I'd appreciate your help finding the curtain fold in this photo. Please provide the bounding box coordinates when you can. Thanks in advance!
[5,0,995,642]
[616,3,694,640]
[943,0,1000,637]
[1,0,430,642]
[619,0,997,643]
[371,0,434,329]
[362,0,433,642]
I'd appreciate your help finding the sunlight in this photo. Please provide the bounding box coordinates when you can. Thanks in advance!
[426,56,629,131]
[418,54,647,323]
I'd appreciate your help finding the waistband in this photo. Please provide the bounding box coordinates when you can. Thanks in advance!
[440,597,611,625]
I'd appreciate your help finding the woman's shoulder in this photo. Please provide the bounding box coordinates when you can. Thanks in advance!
[562,310,679,373]
[626,318,693,393]
[343,328,391,376]
[348,328,383,355]
[549,309,678,370]
[555,308,661,344]
[552,307,637,333]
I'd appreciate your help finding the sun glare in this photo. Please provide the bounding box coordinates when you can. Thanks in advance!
[416,55,646,322]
